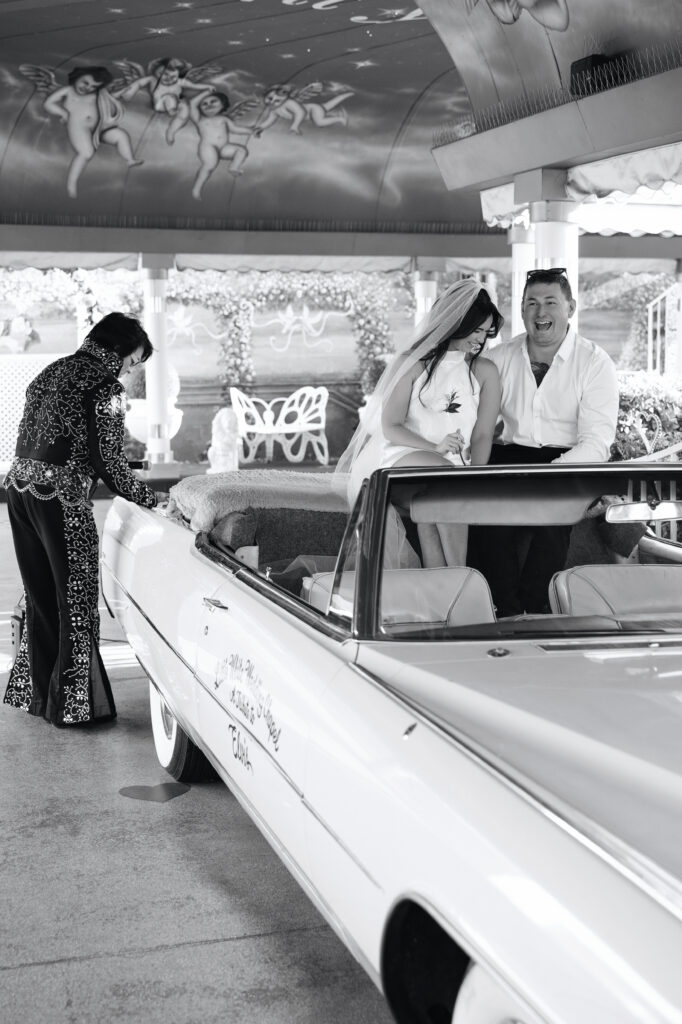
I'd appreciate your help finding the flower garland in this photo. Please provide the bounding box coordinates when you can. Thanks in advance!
[0,266,399,394]
[166,268,396,395]
[0,266,142,337]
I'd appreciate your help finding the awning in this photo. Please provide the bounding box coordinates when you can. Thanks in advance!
[481,142,682,237]
[0,253,417,273]
[566,141,682,202]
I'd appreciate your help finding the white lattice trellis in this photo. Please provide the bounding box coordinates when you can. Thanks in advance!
[0,355,66,470]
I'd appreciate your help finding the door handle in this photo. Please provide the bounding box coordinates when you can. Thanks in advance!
[203,596,229,610]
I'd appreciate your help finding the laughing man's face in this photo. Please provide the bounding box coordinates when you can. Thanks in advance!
[522,281,575,349]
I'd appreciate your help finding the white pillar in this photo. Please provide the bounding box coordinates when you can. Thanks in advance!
[507,225,535,338]
[413,271,438,324]
[529,200,580,330]
[140,255,176,469]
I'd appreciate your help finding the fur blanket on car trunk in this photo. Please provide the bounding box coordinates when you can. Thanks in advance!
[169,469,349,531]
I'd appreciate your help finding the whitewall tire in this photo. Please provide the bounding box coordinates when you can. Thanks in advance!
[149,681,215,783]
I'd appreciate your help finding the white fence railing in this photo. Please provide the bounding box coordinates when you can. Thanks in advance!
[647,283,682,375]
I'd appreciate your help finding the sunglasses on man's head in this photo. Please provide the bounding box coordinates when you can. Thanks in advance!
[526,267,568,281]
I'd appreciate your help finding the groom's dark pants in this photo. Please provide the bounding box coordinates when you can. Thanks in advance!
[468,443,570,618]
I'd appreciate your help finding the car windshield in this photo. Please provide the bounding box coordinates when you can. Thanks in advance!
[372,465,682,641]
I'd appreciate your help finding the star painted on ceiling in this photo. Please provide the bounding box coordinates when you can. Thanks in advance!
[352,60,378,69]
[225,40,242,46]
[145,27,174,35]
[196,18,213,23]
[107,7,126,12]
[279,53,296,59]
[175,2,194,7]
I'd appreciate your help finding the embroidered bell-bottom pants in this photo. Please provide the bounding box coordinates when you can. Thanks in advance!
[4,486,116,725]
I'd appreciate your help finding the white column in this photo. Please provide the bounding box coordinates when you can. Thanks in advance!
[529,200,581,330]
[507,225,535,338]
[413,271,438,324]
[140,255,176,469]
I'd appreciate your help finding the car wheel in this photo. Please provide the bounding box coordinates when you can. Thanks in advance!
[149,681,215,783]
[452,964,529,1023]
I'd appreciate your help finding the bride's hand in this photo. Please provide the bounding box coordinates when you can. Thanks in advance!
[435,430,465,455]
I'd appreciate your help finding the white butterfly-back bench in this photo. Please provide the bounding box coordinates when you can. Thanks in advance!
[229,385,330,465]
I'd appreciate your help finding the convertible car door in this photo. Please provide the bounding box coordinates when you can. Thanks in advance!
[193,571,353,883]
[303,658,428,961]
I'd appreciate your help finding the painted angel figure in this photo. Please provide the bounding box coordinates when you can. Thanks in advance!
[19,64,143,199]
[464,0,569,31]
[261,303,342,353]
[253,81,354,136]
[112,57,224,144]
[188,90,261,199]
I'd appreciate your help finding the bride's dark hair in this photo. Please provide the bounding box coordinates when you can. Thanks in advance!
[418,287,503,402]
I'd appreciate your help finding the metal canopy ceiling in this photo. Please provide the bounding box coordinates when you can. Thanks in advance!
[0,0,680,256]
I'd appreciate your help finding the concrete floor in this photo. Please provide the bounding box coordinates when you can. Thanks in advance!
[0,500,394,1024]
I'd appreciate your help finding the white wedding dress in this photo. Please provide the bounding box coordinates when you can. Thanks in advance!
[379,350,481,467]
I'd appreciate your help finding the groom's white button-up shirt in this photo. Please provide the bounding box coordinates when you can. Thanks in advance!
[486,327,619,463]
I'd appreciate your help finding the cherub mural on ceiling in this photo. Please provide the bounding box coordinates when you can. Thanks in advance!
[187,90,261,198]
[465,0,569,31]
[188,82,354,198]
[19,64,143,198]
[18,59,354,200]
[251,82,354,135]
[112,57,225,144]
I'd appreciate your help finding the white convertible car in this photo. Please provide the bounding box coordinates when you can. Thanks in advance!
[101,462,682,1024]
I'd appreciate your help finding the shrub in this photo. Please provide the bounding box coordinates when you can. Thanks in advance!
[612,372,682,460]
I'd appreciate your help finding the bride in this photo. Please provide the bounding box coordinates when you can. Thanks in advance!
[336,278,503,565]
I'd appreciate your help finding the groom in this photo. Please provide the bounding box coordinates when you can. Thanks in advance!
[475,267,619,617]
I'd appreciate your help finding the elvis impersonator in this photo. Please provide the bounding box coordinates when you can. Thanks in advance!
[3,312,166,727]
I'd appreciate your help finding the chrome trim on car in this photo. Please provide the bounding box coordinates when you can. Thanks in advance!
[538,637,682,652]
[196,739,383,989]
[142,669,381,988]
[102,563,382,892]
[192,679,382,890]
[102,562,198,678]
[195,531,352,641]
[351,662,682,924]
[300,793,383,890]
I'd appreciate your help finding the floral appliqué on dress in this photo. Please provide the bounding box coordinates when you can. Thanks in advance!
[444,390,462,414]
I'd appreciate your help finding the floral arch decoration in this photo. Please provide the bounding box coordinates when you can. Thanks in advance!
[165,268,401,396]
[0,266,406,395]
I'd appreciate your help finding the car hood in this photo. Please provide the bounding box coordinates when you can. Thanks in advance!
[356,638,682,900]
